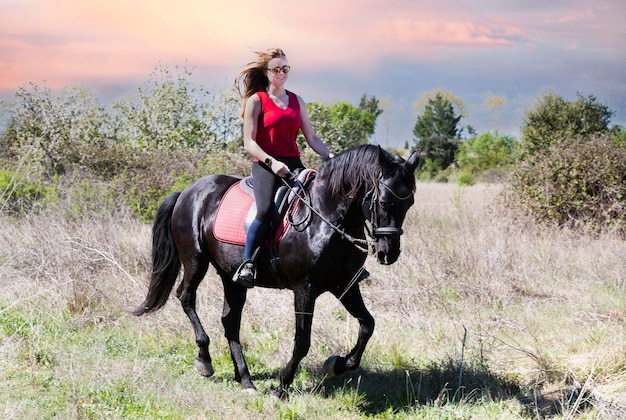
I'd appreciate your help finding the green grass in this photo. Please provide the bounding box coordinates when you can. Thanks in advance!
[1,183,625,418]
[0,297,530,419]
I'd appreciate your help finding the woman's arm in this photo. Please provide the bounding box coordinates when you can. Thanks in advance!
[297,95,333,159]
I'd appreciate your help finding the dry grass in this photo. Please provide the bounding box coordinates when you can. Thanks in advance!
[1,182,625,418]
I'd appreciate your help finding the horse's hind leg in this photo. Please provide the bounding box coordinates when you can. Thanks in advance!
[220,274,255,391]
[324,284,374,377]
[175,257,214,377]
[272,285,317,400]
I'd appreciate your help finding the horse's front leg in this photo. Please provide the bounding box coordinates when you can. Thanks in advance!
[272,284,317,400]
[324,284,374,376]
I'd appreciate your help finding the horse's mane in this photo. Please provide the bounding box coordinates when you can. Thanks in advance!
[320,145,414,199]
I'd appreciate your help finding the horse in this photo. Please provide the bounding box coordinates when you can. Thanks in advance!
[131,144,421,399]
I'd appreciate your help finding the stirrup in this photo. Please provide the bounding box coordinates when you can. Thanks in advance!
[233,260,256,288]
[357,267,370,282]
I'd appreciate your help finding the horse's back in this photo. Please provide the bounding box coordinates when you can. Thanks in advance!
[178,174,241,206]
[171,174,241,239]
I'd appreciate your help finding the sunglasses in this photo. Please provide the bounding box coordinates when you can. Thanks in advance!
[268,65,291,74]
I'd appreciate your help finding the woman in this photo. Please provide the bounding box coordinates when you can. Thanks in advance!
[233,48,334,287]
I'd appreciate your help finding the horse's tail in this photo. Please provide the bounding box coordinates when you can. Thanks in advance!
[131,192,182,316]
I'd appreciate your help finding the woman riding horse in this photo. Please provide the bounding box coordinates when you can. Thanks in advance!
[132,142,420,399]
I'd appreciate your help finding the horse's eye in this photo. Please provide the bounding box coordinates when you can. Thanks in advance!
[380,201,393,210]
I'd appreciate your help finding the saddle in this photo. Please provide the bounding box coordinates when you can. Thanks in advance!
[213,169,316,246]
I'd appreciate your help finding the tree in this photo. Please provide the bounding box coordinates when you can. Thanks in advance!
[110,64,213,150]
[519,92,613,159]
[5,83,107,176]
[205,87,243,150]
[301,94,382,152]
[483,92,507,131]
[413,93,463,170]
[456,132,516,170]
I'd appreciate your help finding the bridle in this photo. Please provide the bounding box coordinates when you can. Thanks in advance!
[364,175,413,239]
[282,172,413,252]
[282,171,414,302]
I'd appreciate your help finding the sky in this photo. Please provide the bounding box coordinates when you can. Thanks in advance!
[1,0,625,147]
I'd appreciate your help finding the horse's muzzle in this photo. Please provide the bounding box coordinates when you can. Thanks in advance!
[373,233,402,265]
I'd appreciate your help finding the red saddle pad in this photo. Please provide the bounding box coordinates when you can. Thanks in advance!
[213,170,315,246]
[213,182,255,245]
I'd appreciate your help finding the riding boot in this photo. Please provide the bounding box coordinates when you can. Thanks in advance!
[233,218,269,287]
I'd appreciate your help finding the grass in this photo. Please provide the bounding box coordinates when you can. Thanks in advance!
[1,182,625,418]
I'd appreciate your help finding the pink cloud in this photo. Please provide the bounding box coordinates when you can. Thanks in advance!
[373,19,522,46]
[548,9,595,24]
[0,0,624,93]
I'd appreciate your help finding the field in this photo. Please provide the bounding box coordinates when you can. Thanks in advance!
[1,182,625,419]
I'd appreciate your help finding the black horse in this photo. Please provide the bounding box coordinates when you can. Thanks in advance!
[131,145,420,399]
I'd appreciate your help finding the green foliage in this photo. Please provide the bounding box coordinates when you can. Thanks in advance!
[510,136,626,234]
[0,65,253,220]
[116,148,249,221]
[456,132,517,170]
[205,87,243,149]
[110,64,215,150]
[416,135,461,172]
[456,170,475,186]
[510,92,624,234]
[611,124,626,147]
[301,94,382,152]
[519,92,612,159]
[413,93,462,140]
[454,132,517,184]
[0,68,387,220]
[6,83,108,177]
[413,93,463,170]
[0,169,55,215]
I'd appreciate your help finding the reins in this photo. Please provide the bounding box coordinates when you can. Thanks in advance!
[280,176,373,253]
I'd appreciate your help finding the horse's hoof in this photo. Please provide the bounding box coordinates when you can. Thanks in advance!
[323,356,340,377]
[194,357,214,377]
[270,388,289,400]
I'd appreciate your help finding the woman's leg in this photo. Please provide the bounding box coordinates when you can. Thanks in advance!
[234,162,281,286]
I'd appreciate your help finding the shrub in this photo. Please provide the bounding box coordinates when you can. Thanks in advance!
[115,148,249,221]
[456,170,475,186]
[456,132,516,170]
[0,169,55,216]
[509,136,626,234]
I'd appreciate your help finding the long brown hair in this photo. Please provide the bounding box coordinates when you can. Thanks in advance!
[234,48,286,116]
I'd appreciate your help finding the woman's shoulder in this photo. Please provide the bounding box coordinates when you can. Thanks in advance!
[247,92,263,106]
[286,90,301,100]
[244,93,262,115]
[288,91,306,108]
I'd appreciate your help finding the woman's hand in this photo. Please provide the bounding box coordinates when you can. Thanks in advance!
[271,160,290,177]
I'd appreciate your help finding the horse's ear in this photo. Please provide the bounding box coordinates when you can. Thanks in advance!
[406,149,421,172]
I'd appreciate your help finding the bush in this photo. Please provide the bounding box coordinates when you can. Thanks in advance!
[456,170,475,186]
[456,132,516,170]
[114,148,249,222]
[509,136,626,234]
[0,169,56,216]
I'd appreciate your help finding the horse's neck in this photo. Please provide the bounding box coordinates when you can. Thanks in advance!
[311,180,366,236]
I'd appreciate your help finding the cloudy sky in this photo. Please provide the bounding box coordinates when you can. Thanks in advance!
[1,0,624,147]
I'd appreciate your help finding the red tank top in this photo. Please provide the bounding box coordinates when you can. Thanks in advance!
[254,90,301,158]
